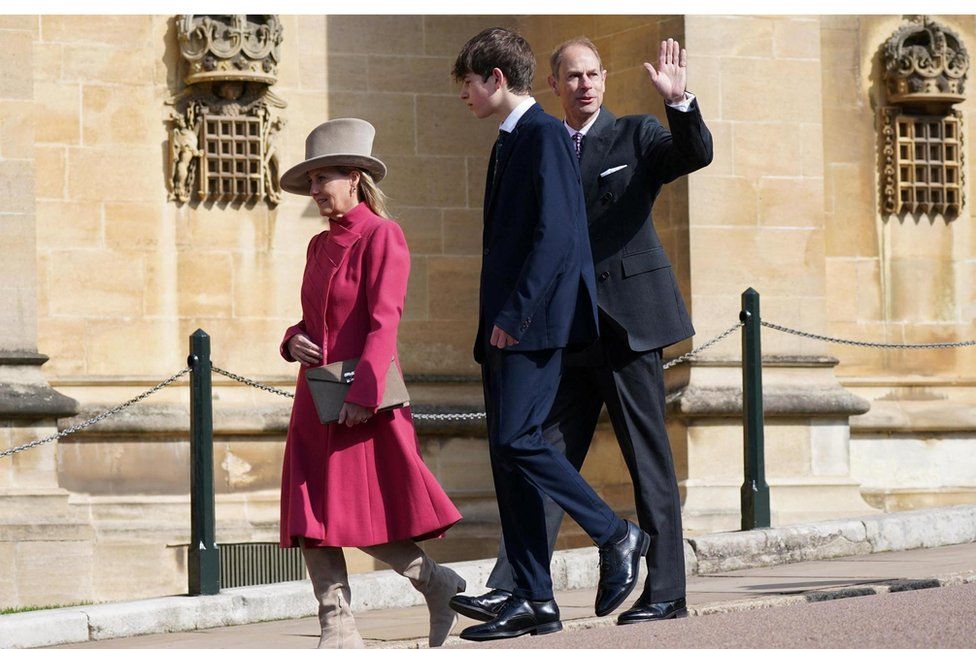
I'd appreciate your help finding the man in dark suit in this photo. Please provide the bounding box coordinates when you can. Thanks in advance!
[451,37,713,626]
[448,28,650,641]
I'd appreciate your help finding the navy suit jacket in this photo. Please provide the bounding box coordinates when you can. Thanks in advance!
[474,103,598,364]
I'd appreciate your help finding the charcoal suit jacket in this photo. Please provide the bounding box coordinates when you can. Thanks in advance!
[580,102,713,351]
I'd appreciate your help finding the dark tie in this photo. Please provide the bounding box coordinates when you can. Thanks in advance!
[492,130,509,190]
[571,131,583,160]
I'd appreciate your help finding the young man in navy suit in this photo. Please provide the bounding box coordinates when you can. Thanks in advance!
[456,37,713,627]
[448,28,648,642]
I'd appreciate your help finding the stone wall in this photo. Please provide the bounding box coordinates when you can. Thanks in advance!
[673,16,876,532]
[820,16,976,509]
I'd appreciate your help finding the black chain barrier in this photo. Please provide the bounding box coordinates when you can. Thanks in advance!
[4,319,971,459]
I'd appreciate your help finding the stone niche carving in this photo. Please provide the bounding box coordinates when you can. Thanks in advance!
[167,15,286,206]
[880,16,969,218]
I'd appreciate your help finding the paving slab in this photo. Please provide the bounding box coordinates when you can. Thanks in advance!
[45,542,976,649]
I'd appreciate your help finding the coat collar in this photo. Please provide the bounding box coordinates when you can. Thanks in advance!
[322,202,373,267]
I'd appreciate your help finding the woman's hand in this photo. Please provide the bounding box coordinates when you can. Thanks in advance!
[287,334,323,366]
[338,401,373,427]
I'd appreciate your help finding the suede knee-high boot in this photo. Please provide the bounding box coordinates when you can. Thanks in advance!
[301,545,366,649]
[360,541,466,647]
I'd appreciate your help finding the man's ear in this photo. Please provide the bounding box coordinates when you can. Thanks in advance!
[491,67,506,89]
[547,74,559,95]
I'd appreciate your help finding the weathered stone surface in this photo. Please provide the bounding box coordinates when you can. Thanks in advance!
[863,505,976,553]
[0,382,77,419]
[554,546,600,591]
[671,383,871,417]
[684,539,698,576]
[0,610,90,648]
[692,519,871,574]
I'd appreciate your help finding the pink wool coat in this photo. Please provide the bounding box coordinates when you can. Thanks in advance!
[279,202,461,548]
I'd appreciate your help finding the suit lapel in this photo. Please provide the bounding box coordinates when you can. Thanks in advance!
[486,104,538,216]
[579,108,617,212]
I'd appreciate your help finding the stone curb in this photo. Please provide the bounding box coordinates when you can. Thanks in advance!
[379,569,976,648]
[2,504,975,649]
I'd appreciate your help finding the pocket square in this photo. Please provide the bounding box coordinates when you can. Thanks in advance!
[600,165,628,178]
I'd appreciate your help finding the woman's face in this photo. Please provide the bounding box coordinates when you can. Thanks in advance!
[307,167,360,219]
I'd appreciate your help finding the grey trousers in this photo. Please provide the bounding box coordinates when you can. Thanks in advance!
[485,340,686,604]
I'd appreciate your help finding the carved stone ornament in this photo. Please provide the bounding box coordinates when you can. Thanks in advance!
[167,15,286,206]
[879,17,968,219]
[883,16,969,107]
[177,15,283,86]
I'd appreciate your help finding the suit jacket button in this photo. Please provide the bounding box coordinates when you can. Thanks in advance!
[601,192,614,204]
[599,271,610,281]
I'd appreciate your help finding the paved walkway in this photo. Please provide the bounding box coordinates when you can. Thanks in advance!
[53,543,976,648]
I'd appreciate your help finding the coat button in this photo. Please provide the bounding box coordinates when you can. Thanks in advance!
[601,192,614,204]
[599,271,610,281]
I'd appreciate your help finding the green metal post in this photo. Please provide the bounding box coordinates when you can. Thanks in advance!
[188,329,220,595]
[740,288,770,530]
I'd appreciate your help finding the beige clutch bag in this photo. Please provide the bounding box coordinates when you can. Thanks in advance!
[305,357,410,424]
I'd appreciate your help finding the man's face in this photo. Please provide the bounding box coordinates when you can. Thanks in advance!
[458,71,500,119]
[548,45,606,126]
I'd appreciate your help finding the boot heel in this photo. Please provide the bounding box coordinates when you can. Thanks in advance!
[532,621,563,635]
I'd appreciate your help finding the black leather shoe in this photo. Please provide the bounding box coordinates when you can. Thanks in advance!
[459,596,562,641]
[594,520,650,616]
[450,589,512,622]
[617,596,688,625]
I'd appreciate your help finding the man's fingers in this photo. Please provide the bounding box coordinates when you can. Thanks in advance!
[679,47,687,68]
[643,62,657,80]
[671,39,680,64]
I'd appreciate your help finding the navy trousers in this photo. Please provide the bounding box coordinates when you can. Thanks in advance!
[482,346,623,601]
[486,342,686,604]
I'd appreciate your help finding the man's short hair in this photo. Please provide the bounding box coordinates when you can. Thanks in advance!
[550,37,603,78]
[452,27,536,94]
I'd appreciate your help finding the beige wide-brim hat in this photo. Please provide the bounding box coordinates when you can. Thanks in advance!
[280,118,387,195]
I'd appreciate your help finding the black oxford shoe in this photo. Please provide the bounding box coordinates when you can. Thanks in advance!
[459,596,562,642]
[617,596,688,625]
[594,520,650,616]
[450,589,512,622]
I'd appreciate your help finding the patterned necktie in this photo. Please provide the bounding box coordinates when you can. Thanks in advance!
[492,130,509,189]
[571,131,583,160]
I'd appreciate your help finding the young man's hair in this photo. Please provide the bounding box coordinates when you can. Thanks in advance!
[452,27,536,94]
[550,37,603,78]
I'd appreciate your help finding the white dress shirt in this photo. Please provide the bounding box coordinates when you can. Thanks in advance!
[500,96,537,133]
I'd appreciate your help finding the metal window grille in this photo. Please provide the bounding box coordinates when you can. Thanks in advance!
[200,115,265,202]
[892,113,963,217]
[218,542,307,588]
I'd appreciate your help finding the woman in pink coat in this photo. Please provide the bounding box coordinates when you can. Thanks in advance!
[278,118,464,648]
